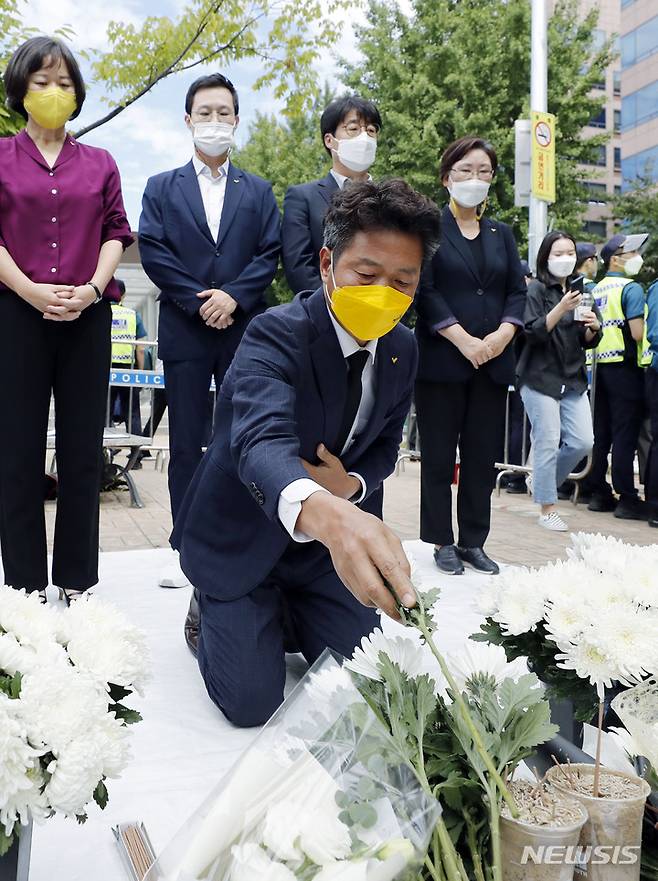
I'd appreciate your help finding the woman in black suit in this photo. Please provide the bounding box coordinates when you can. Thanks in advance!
[415,136,526,575]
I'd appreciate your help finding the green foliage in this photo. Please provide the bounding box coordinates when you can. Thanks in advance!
[93,780,109,810]
[0,0,36,136]
[0,826,14,857]
[76,0,353,138]
[472,619,600,722]
[0,670,22,698]
[341,0,615,251]
[612,174,658,286]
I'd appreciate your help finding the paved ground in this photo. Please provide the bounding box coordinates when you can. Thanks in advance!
[45,449,656,566]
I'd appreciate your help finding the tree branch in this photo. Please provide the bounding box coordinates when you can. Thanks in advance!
[72,0,254,139]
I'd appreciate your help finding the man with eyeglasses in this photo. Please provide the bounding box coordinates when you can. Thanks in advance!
[282,95,382,295]
[139,73,280,588]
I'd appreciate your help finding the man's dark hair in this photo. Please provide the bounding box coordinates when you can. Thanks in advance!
[439,136,498,180]
[320,95,382,157]
[4,36,86,121]
[323,179,441,263]
[536,230,578,287]
[116,279,126,297]
[185,73,239,115]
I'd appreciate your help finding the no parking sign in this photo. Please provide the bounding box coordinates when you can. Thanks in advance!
[531,110,556,203]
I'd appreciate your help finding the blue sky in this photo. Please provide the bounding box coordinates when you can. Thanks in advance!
[23,0,364,225]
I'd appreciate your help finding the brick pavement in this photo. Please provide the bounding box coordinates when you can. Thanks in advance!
[44,453,657,565]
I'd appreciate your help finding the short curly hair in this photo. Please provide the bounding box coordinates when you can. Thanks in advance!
[323,179,441,264]
[4,37,85,121]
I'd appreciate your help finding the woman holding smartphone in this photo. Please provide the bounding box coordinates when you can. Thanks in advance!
[518,231,602,531]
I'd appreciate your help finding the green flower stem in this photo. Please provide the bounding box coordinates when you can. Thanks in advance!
[465,815,486,881]
[424,854,443,881]
[435,815,468,881]
[486,782,503,881]
[417,620,518,818]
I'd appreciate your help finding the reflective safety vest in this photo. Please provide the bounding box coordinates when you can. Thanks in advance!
[111,303,137,366]
[588,275,650,368]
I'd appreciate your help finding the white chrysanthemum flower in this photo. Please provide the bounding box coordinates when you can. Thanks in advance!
[0,586,60,650]
[95,714,132,779]
[303,665,354,706]
[554,635,618,700]
[0,632,28,676]
[230,843,296,881]
[448,642,523,692]
[0,696,47,836]
[261,799,304,861]
[299,805,352,865]
[44,734,105,817]
[17,665,109,754]
[344,628,429,683]
[477,580,501,617]
[492,581,546,636]
[545,595,589,647]
[596,607,658,686]
[61,597,150,694]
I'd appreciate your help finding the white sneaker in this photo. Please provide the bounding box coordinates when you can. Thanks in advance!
[158,558,190,589]
[525,474,533,496]
[538,511,568,532]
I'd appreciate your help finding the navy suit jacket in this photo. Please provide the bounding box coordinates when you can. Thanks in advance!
[281,173,339,295]
[172,288,418,600]
[415,206,526,386]
[138,160,280,361]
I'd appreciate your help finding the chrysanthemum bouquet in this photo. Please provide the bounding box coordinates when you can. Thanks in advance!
[472,533,658,723]
[0,587,149,855]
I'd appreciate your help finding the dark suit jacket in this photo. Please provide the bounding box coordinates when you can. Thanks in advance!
[281,172,339,294]
[172,287,418,600]
[415,206,526,386]
[138,160,280,361]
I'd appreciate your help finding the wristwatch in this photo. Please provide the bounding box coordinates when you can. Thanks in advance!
[87,282,103,304]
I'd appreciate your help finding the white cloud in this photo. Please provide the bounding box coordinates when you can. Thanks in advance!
[22,0,145,50]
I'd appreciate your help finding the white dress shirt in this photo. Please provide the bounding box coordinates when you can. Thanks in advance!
[192,154,229,242]
[278,302,378,542]
[330,169,372,190]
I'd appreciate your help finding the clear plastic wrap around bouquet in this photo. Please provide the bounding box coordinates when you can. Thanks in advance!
[145,652,441,881]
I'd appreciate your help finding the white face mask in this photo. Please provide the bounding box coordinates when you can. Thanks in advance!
[334,131,377,173]
[548,255,577,279]
[623,254,644,277]
[448,178,491,209]
[192,122,235,158]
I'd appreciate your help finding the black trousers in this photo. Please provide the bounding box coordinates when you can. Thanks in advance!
[416,371,507,548]
[645,368,658,518]
[586,363,645,500]
[0,295,111,591]
[164,348,236,524]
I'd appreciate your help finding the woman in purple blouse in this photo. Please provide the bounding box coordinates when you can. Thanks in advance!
[0,37,133,602]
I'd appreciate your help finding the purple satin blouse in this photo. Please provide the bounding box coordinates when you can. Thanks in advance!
[0,130,133,301]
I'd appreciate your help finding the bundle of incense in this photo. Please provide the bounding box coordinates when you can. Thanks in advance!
[113,822,157,880]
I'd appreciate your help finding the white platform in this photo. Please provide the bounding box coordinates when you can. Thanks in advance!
[26,541,491,880]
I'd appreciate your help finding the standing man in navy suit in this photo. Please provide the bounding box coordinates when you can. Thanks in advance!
[139,74,280,587]
[173,179,440,727]
[281,95,382,295]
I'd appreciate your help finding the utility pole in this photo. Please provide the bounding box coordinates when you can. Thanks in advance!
[528,0,548,271]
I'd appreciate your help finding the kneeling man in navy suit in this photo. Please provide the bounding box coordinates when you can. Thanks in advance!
[173,179,441,726]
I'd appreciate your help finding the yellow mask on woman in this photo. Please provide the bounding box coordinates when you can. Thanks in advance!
[326,256,413,341]
[24,86,76,130]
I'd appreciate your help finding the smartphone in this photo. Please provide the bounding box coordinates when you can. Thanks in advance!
[569,275,584,295]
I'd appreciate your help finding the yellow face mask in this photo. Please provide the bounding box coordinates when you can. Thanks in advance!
[23,86,76,130]
[326,257,413,341]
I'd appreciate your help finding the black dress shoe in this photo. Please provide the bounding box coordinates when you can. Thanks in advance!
[433,545,464,575]
[505,480,527,495]
[614,497,649,521]
[456,546,500,575]
[587,493,617,512]
[184,589,200,657]
[650,518,658,529]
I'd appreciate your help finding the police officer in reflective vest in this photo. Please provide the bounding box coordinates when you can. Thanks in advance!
[110,279,142,435]
[586,233,650,519]
[646,277,658,529]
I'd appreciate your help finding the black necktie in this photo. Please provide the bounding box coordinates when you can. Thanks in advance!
[333,350,370,456]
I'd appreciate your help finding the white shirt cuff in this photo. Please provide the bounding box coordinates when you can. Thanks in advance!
[278,478,328,543]
[347,472,366,504]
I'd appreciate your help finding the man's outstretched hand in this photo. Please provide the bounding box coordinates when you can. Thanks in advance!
[296,492,417,621]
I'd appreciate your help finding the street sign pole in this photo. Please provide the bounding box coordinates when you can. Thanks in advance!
[529,0,548,272]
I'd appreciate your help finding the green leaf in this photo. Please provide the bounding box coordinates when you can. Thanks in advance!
[93,780,109,810]
[110,704,143,725]
[0,827,16,857]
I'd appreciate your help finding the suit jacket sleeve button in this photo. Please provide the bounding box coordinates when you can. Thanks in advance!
[476,288,484,296]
